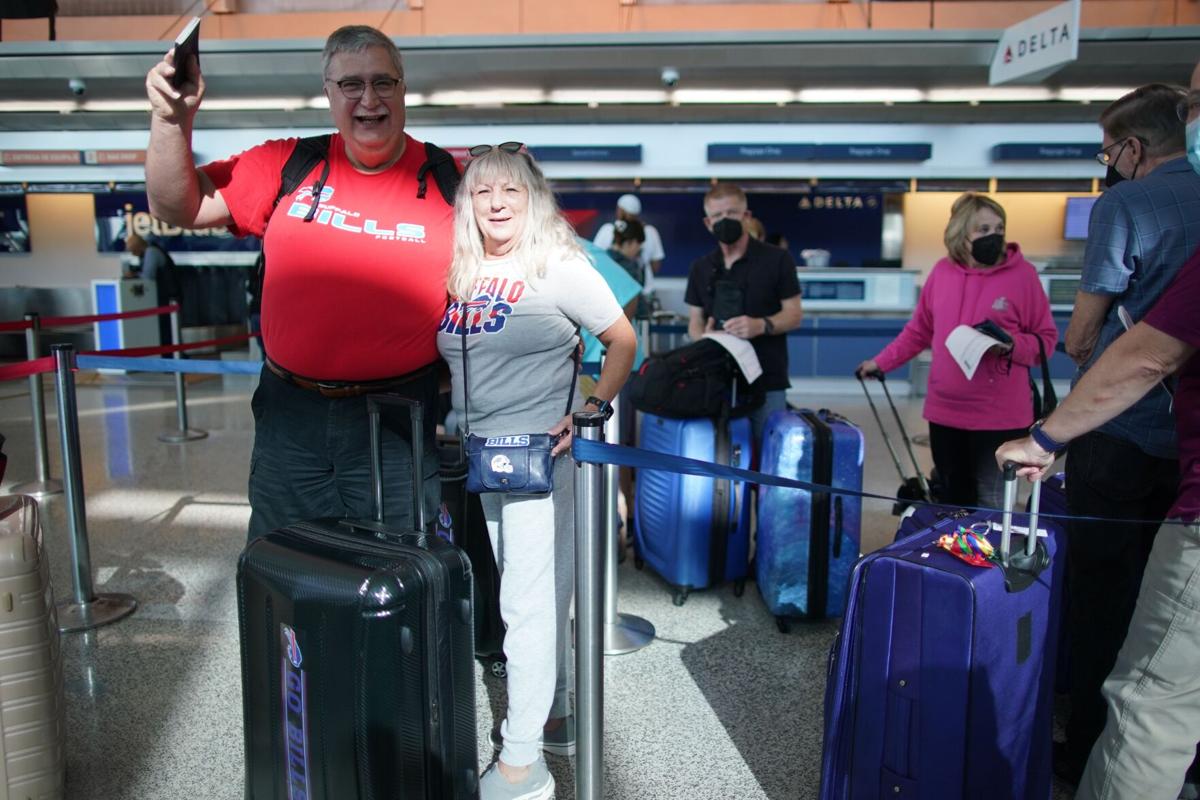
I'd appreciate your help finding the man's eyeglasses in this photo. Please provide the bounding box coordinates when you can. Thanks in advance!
[1095,139,1134,167]
[469,142,525,157]
[1177,92,1200,122]
[329,77,403,100]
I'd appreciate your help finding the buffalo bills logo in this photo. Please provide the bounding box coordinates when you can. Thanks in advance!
[439,279,527,336]
[283,624,303,669]
[490,454,515,474]
[434,501,454,543]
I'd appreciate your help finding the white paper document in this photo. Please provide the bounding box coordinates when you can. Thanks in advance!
[703,332,763,384]
[945,324,1006,381]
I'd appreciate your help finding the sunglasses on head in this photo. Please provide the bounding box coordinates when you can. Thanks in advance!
[468,141,525,157]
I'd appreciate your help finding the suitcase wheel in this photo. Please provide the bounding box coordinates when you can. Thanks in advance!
[672,587,690,607]
[733,578,745,598]
[488,658,508,679]
[776,617,791,634]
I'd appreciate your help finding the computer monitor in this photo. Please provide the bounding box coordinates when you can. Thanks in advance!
[1064,196,1097,241]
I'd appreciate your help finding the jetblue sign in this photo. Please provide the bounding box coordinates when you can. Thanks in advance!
[527,145,642,163]
[993,143,1100,161]
[989,0,1080,85]
[708,143,931,162]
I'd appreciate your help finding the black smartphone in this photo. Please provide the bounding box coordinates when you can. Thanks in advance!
[171,16,201,89]
[972,319,1013,346]
[712,281,744,330]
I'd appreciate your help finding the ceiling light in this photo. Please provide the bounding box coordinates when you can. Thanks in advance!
[426,89,547,106]
[0,101,78,113]
[547,89,669,104]
[672,89,796,104]
[797,88,923,103]
[927,87,1054,102]
[1056,87,1130,102]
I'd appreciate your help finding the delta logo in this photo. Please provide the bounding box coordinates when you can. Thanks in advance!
[1004,21,1071,64]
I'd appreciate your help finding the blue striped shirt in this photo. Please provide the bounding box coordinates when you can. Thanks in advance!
[1076,157,1200,459]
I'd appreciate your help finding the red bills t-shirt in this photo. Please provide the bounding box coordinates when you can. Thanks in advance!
[201,133,454,381]
[1145,247,1200,522]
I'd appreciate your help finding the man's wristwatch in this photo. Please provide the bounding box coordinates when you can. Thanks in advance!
[585,396,614,421]
[761,317,775,335]
[1029,420,1067,455]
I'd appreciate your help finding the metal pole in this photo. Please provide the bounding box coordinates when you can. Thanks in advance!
[12,313,62,497]
[573,410,605,800]
[158,301,207,443]
[50,344,137,633]
[602,392,654,655]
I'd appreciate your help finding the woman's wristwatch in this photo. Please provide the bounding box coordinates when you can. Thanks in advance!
[1029,419,1067,455]
[585,396,614,420]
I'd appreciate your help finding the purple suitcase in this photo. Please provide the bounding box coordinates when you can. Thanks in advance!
[820,468,1064,800]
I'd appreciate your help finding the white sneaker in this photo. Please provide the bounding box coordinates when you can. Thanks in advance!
[479,758,555,800]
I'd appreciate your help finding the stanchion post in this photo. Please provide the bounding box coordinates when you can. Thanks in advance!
[602,392,654,656]
[158,301,207,443]
[50,344,137,633]
[573,410,606,800]
[11,313,63,497]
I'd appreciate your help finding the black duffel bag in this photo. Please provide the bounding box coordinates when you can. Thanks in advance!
[628,338,763,419]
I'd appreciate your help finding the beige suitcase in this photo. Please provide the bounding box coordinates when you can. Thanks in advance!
[0,495,65,799]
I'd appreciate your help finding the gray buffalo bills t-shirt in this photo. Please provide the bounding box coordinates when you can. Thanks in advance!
[437,250,624,439]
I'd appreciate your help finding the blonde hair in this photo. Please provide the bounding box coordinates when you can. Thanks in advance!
[944,193,1007,266]
[703,182,747,212]
[448,148,585,300]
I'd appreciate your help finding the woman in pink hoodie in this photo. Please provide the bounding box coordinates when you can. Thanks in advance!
[857,193,1058,508]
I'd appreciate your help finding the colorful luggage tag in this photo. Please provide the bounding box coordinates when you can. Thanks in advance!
[936,522,996,569]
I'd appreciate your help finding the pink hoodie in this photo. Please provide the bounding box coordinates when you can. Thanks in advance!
[874,243,1058,431]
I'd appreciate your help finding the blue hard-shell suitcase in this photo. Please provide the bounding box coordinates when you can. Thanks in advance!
[633,412,752,606]
[757,408,864,630]
[820,471,1064,800]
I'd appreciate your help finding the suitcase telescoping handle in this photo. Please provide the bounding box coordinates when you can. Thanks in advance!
[366,394,426,532]
[1000,461,1041,567]
[857,373,932,502]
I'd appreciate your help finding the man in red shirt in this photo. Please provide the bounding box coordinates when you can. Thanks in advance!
[144,25,455,538]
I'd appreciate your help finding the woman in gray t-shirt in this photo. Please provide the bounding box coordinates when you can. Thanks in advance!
[436,144,636,800]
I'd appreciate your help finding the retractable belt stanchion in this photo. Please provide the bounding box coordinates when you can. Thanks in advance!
[11,312,63,497]
[158,301,207,443]
[602,392,654,655]
[573,410,605,800]
[50,344,138,633]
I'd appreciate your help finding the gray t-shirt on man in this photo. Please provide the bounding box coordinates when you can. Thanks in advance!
[437,250,623,438]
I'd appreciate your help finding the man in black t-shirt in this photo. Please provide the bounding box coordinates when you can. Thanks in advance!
[685,182,803,441]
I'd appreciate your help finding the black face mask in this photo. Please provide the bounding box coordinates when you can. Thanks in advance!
[1103,140,1138,188]
[711,217,743,245]
[970,233,1006,266]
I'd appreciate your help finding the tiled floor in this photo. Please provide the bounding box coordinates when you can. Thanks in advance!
[0,367,1072,799]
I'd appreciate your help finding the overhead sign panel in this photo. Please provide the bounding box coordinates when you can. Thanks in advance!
[708,143,931,162]
[989,0,1081,86]
[528,146,642,163]
[993,143,1100,161]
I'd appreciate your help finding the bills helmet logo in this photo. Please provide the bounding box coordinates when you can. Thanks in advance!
[283,624,303,669]
[490,454,515,474]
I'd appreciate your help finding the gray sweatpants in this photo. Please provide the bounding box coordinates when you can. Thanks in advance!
[480,454,574,767]
[1077,519,1200,800]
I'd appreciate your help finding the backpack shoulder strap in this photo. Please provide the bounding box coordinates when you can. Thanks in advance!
[276,134,331,208]
[417,142,461,205]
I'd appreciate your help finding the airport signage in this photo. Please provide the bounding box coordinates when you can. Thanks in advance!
[989,0,1081,85]
[992,143,1100,161]
[709,143,931,162]
[528,145,642,163]
[0,150,82,166]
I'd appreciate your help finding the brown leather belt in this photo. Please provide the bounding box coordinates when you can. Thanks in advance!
[265,358,432,399]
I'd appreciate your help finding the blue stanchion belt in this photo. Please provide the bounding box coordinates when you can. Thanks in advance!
[571,438,1182,528]
[77,355,263,375]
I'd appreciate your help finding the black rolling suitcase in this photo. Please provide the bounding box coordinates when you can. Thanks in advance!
[238,395,479,800]
[438,436,507,679]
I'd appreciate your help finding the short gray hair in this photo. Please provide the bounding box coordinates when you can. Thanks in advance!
[322,25,404,79]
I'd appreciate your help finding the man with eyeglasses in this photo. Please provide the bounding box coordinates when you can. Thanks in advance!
[685,182,803,443]
[1054,82,1200,791]
[144,25,457,541]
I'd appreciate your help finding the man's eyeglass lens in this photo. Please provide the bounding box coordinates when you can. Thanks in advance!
[469,142,525,157]
[1177,96,1200,122]
[334,78,402,99]
[1095,142,1123,166]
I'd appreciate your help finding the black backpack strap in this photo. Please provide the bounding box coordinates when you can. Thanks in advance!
[418,142,461,204]
[276,134,332,221]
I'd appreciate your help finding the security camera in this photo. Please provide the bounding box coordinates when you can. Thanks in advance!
[660,67,679,88]
[68,79,87,97]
